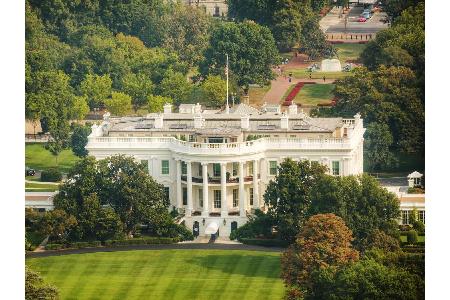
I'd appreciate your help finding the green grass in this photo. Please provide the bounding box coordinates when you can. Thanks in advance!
[25,143,80,174]
[248,85,271,106]
[26,182,60,192]
[295,84,335,106]
[27,249,285,300]
[334,43,367,63]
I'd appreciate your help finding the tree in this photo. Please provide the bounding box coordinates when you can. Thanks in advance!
[363,229,401,252]
[157,70,192,106]
[264,159,328,243]
[121,72,154,111]
[308,174,401,250]
[71,95,90,121]
[200,21,279,93]
[36,209,77,242]
[200,75,227,107]
[70,123,91,157]
[365,122,397,171]
[271,7,302,52]
[281,214,359,298]
[105,92,132,116]
[79,73,112,109]
[309,259,423,300]
[147,94,172,113]
[54,155,169,237]
[26,266,59,300]
[299,12,335,59]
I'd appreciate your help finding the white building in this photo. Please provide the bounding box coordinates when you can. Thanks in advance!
[25,192,56,212]
[184,0,228,17]
[86,103,365,237]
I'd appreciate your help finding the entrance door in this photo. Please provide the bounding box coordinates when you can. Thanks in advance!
[193,221,200,237]
[231,221,238,233]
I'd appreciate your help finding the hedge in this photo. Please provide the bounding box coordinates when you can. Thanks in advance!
[45,243,63,250]
[41,168,62,182]
[103,237,178,247]
[69,241,102,248]
[240,238,289,248]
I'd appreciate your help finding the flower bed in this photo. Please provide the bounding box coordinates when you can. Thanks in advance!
[283,82,316,106]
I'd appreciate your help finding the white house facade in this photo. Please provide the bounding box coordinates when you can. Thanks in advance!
[86,103,365,237]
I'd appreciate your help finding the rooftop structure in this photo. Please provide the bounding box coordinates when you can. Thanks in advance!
[86,103,365,237]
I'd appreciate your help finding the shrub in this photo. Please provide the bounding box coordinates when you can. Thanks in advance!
[103,237,177,247]
[407,187,424,194]
[364,229,400,252]
[407,230,418,245]
[41,168,62,182]
[399,224,413,231]
[412,220,425,235]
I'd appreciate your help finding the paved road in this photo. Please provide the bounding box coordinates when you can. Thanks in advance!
[324,5,388,34]
[26,243,285,258]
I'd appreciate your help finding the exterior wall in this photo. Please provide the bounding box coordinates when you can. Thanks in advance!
[185,1,228,17]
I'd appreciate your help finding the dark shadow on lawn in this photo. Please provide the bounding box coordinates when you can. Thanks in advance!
[186,253,281,279]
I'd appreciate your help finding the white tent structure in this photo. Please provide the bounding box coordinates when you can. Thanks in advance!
[204,221,219,235]
[321,59,342,72]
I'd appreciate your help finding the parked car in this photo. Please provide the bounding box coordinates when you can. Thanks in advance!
[361,12,371,19]
[25,167,36,176]
[358,16,367,22]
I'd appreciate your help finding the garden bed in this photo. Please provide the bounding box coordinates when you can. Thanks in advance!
[45,237,179,250]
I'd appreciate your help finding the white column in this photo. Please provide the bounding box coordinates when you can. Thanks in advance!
[176,159,182,211]
[186,161,193,216]
[239,161,246,217]
[202,163,209,217]
[343,157,351,176]
[220,162,228,217]
[253,159,259,209]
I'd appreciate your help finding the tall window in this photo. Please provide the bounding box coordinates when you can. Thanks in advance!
[199,188,203,208]
[189,135,195,142]
[214,190,221,208]
[332,161,340,175]
[248,161,254,175]
[213,163,221,177]
[163,187,170,205]
[161,160,169,175]
[199,164,203,177]
[181,161,187,175]
[269,161,277,176]
[249,188,254,206]
[401,210,410,225]
[233,189,238,207]
[182,187,187,205]
[232,162,238,176]
[419,210,425,224]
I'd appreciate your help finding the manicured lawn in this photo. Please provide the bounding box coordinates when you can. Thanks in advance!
[25,143,80,173]
[248,85,271,107]
[334,43,367,63]
[25,182,59,192]
[27,249,285,300]
[295,84,335,106]
[400,235,425,243]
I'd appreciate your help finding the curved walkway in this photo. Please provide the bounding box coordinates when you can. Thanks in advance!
[26,243,284,258]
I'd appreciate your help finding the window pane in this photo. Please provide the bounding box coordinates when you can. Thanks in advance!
[248,161,254,175]
[199,189,203,208]
[162,160,169,175]
[182,187,187,205]
[269,161,277,175]
[213,163,221,177]
[232,162,238,176]
[249,188,254,206]
[164,187,170,205]
[332,161,340,175]
[182,161,187,175]
[214,190,221,208]
[233,189,238,207]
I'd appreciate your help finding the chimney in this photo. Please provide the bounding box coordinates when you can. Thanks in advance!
[154,113,164,129]
[281,113,289,129]
[241,114,250,130]
[194,114,204,129]
[163,103,172,114]
[194,103,202,114]
[288,103,298,115]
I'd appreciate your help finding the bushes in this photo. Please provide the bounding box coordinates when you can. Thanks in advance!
[41,168,62,182]
[103,237,178,247]
[412,220,425,235]
[230,209,274,241]
[69,241,101,248]
[407,230,418,245]
[240,238,289,248]
[45,243,63,250]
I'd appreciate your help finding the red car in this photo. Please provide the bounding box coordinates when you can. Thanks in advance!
[358,16,367,22]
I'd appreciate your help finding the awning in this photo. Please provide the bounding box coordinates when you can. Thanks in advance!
[204,222,219,235]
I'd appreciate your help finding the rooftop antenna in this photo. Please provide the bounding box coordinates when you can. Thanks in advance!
[225,53,230,114]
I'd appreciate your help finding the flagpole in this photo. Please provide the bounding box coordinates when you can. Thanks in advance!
[226,53,229,114]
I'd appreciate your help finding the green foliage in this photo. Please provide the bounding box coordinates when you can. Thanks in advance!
[299,11,335,59]
[229,209,274,241]
[264,159,328,243]
[157,70,192,106]
[121,72,154,111]
[105,92,132,116]
[240,238,289,247]
[72,95,90,120]
[70,123,91,157]
[406,230,418,245]
[79,74,112,109]
[309,174,401,250]
[363,229,401,253]
[26,266,59,300]
[200,20,279,89]
[40,168,62,182]
[281,214,359,298]
[35,209,78,243]
[365,122,398,171]
[199,75,227,107]
[308,258,423,300]
[147,94,172,113]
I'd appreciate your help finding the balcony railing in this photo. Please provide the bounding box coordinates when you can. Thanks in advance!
[181,175,257,184]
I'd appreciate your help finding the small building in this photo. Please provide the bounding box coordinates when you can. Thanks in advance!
[407,171,424,188]
[184,1,228,17]
[25,192,56,212]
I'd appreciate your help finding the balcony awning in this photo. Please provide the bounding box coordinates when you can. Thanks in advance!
[204,221,219,235]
